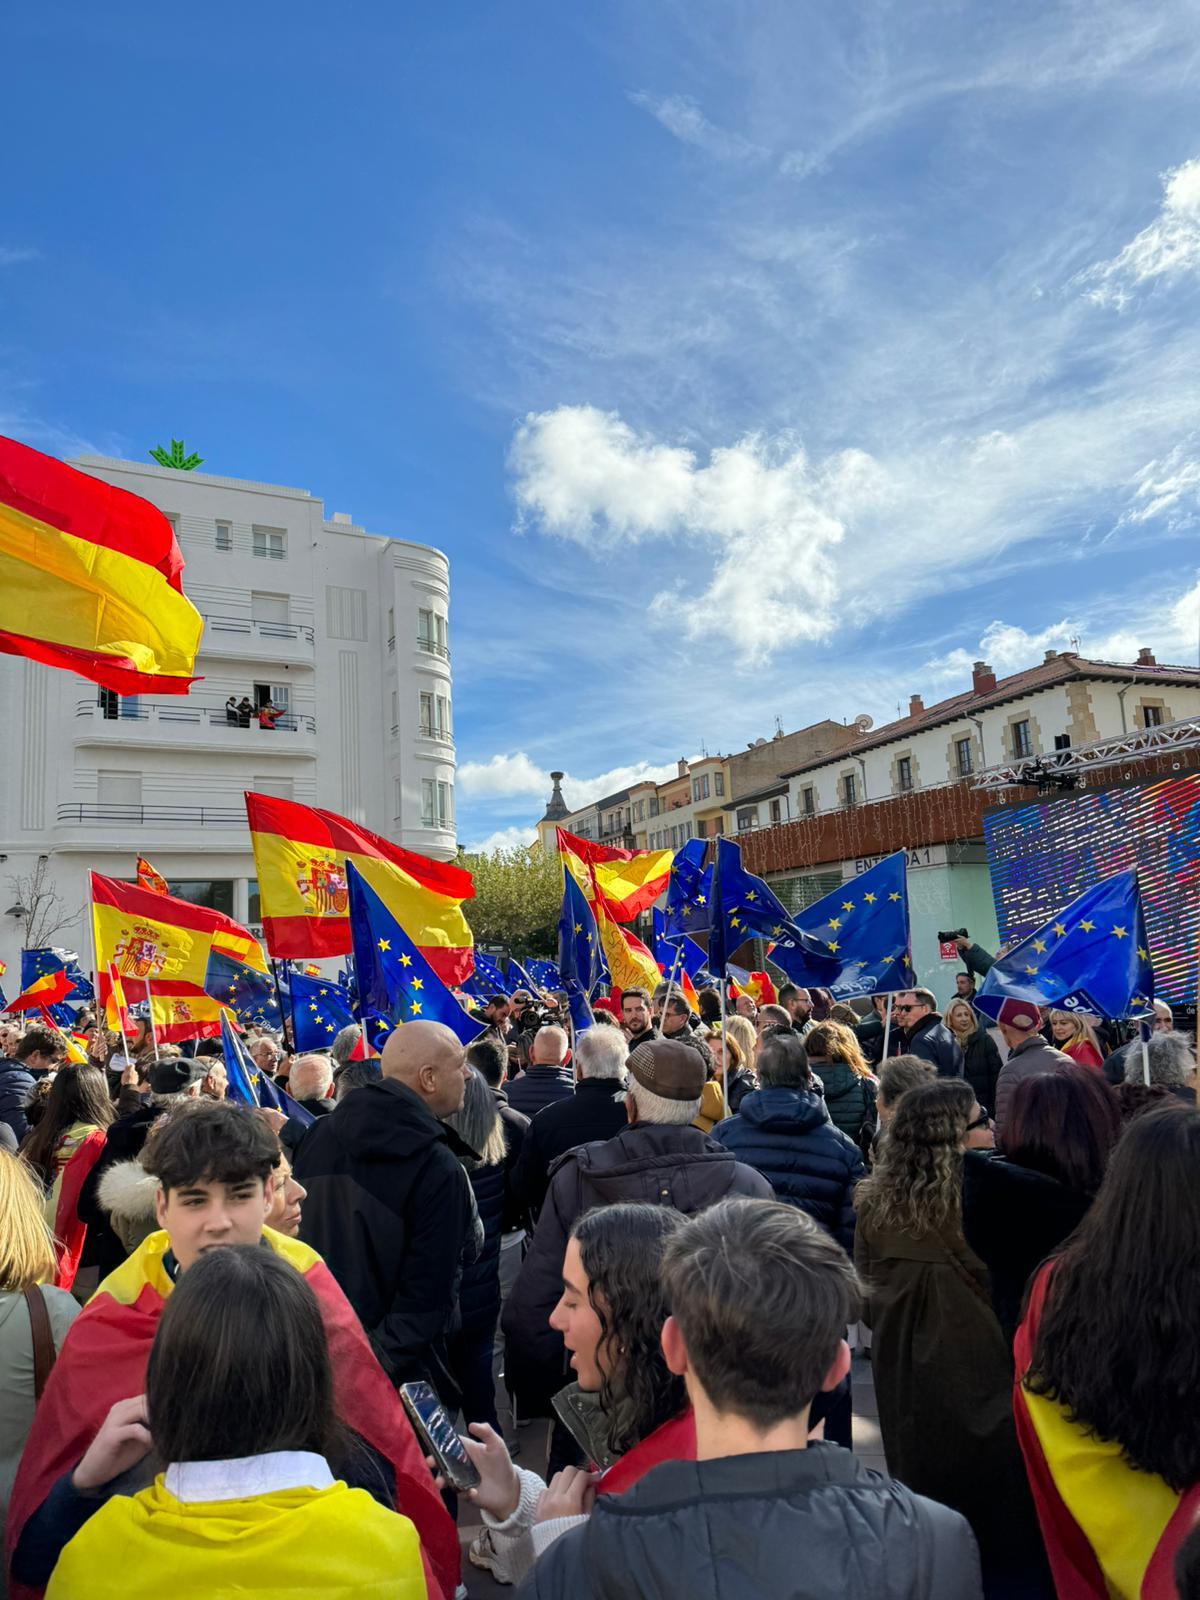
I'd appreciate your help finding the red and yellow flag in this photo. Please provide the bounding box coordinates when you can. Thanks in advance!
[245,792,475,985]
[91,871,265,1042]
[0,435,203,693]
[135,855,170,895]
[596,907,663,998]
[3,968,75,1014]
[557,827,672,922]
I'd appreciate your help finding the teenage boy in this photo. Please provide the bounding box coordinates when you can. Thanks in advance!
[7,1100,458,1600]
[519,1198,981,1599]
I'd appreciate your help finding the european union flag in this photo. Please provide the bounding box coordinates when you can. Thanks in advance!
[558,870,608,1032]
[221,1012,315,1127]
[462,953,511,1002]
[770,852,916,999]
[347,861,485,1047]
[652,909,709,981]
[524,958,562,992]
[288,970,356,1051]
[662,839,711,940]
[707,837,816,977]
[204,949,282,1031]
[976,869,1154,1022]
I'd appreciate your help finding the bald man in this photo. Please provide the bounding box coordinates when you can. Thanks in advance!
[294,1021,480,1401]
[506,1024,575,1119]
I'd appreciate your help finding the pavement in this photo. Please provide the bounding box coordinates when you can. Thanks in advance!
[456,1351,885,1597]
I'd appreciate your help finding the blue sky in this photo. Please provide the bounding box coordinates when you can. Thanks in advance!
[5,2,1200,851]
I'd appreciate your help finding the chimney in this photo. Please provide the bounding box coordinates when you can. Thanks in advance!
[1136,647,1157,667]
[908,693,925,717]
[677,758,689,778]
[972,660,997,694]
[331,512,353,524]
[1043,648,1058,663]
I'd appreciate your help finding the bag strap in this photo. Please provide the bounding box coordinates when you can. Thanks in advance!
[22,1285,56,1400]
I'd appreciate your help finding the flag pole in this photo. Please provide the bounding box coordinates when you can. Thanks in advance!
[660,943,684,1031]
[143,978,160,1061]
[1140,1021,1151,1088]
[881,991,894,1064]
[718,971,729,1109]
[108,964,136,1061]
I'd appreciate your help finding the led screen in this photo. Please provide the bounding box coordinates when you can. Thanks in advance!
[983,771,1200,1007]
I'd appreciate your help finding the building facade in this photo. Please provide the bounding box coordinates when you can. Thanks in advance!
[0,455,457,978]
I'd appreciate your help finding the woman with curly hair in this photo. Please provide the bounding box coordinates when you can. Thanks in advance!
[1016,1105,1200,1599]
[460,1203,687,1586]
[855,1079,1049,1595]
[803,1020,878,1150]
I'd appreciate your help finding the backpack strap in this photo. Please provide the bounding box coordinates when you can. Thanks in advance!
[23,1284,57,1400]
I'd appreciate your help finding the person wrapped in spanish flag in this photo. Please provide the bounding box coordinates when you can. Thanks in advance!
[6,1102,458,1600]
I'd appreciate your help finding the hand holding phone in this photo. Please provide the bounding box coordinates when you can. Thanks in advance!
[399,1381,481,1493]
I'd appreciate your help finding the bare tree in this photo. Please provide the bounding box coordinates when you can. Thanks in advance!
[5,860,82,949]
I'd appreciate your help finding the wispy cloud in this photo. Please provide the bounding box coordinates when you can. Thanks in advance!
[628,91,763,162]
[1081,156,1200,309]
[458,749,686,809]
[461,824,538,854]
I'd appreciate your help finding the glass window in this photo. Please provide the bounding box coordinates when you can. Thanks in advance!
[166,880,234,916]
[691,779,701,803]
[1054,733,1072,751]
[769,798,782,822]
[897,757,912,792]
[736,807,756,831]
[1142,705,1164,728]
[802,786,815,815]
[715,772,725,796]
[251,526,286,560]
[437,695,452,737]
[713,815,724,835]
[649,796,659,817]
[215,520,232,551]
[1012,720,1032,758]
[955,737,973,776]
[842,772,857,807]
[419,690,433,735]
[421,778,436,827]
[248,878,260,923]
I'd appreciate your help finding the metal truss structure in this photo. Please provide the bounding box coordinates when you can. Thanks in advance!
[971,712,1200,793]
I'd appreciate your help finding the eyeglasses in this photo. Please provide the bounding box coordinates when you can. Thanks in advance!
[893,1004,919,1014]
[966,1110,991,1132]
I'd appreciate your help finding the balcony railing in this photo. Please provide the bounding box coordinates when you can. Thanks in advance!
[57,803,245,827]
[77,700,316,734]
[203,614,314,645]
[418,725,455,744]
[417,638,450,659]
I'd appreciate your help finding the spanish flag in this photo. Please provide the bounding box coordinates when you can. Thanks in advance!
[5,1228,459,1600]
[91,872,265,1042]
[557,827,672,922]
[0,435,202,693]
[135,855,170,895]
[245,791,475,985]
[596,906,664,998]
[3,968,75,1014]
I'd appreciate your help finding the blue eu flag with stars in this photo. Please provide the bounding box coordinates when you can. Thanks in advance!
[976,869,1154,1022]
[20,947,91,1025]
[557,871,608,1032]
[652,909,709,982]
[770,852,916,999]
[288,971,356,1051]
[221,1013,314,1127]
[523,958,562,991]
[204,950,283,1031]
[707,837,816,977]
[462,952,511,1002]
[347,861,485,1048]
[662,839,711,940]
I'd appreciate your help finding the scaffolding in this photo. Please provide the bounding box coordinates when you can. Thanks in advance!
[970,711,1200,793]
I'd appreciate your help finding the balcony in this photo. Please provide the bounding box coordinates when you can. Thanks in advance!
[417,725,455,747]
[57,802,246,827]
[200,614,315,665]
[74,700,317,757]
[416,637,450,661]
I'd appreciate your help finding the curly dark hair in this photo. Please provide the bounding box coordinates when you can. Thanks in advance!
[1026,1105,1200,1490]
[855,1078,974,1236]
[572,1203,686,1456]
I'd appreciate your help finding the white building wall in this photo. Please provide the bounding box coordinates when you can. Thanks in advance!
[0,457,456,981]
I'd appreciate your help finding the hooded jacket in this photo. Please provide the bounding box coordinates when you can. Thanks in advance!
[96,1160,160,1255]
[501,1123,772,1415]
[293,1078,479,1399]
[810,1060,877,1146]
[712,1088,865,1252]
[516,1446,982,1600]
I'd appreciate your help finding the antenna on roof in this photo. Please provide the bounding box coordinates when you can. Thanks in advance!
[1069,634,1081,653]
[774,715,784,736]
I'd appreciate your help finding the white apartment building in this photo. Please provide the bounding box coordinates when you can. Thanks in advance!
[0,455,457,979]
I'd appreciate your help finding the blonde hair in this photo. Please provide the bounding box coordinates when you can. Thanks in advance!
[724,1014,758,1074]
[0,1150,57,1290]
[807,1020,874,1080]
[709,1028,743,1072]
[943,999,977,1044]
[1050,1009,1102,1056]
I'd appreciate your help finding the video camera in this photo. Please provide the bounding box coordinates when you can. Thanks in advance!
[937,927,969,944]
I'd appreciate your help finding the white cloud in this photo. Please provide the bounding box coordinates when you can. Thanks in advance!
[1083,156,1200,308]
[457,747,685,809]
[462,825,538,855]
[1121,440,1200,527]
[628,92,763,162]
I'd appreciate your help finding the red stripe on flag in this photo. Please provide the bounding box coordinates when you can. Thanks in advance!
[261,913,474,986]
[0,629,199,695]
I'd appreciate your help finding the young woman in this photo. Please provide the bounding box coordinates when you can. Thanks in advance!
[803,1021,877,1150]
[944,999,1004,1117]
[1016,1105,1200,1600]
[465,1203,687,1587]
[962,1066,1119,1342]
[43,1244,428,1600]
[855,1078,1049,1594]
[0,1152,79,1560]
[1048,1009,1105,1071]
[722,1014,759,1106]
[21,1067,113,1291]
[706,1028,755,1114]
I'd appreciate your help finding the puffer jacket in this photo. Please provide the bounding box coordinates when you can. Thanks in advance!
[0,1060,35,1145]
[501,1124,772,1415]
[993,1036,1075,1132]
[961,1025,1003,1116]
[813,1061,877,1147]
[712,1088,866,1252]
[517,1445,982,1600]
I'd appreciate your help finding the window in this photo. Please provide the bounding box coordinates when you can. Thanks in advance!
[1054,733,1072,751]
[248,878,261,923]
[802,786,815,816]
[955,737,973,777]
[715,772,725,797]
[215,520,232,551]
[769,798,783,823]
[421,779,454,829]
[633,800,645,823]
[387,608,395,652]
[1012,719,1032,758]
[696,818,707,837]
[253,682,290,715]
[162,880,234,916]
[1142,705,1164,728]
[691,773,710,801]
[99,689,119,720]
[437,695,452,738]
[419,690,433,735]
[252,525,286,560]
[713,815,724,835]
[897,757,913,792]
[736,807,757,832]
[649,796,659,817]
[417,609,449,657]
[842,772,858,807]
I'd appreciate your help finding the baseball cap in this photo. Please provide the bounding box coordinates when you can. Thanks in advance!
[150,1058,207,1095]
[626,1037,706,1101]
[995,999,1042,1033]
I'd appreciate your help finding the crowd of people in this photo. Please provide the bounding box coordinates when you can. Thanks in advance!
[0,947,1198,1599]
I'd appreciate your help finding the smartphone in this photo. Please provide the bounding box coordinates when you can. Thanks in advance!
[399,1381,481,1492]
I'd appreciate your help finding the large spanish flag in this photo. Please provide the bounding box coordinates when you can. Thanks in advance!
[5,1228,458,1600]
[91,871,265,1042]
[557,826,672,922]
[0,435,202,693]
[245,791,475,984]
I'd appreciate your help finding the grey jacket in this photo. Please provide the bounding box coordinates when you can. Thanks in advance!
[994,1035,1075,1131]
[517,1444,982,1600]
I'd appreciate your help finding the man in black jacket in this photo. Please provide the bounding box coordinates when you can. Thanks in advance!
[511,1024,629,1221]
[294,1018,478,1404]
[893,988,963,1078]
[502,1037,770,1416]
[286,1052,336,1118]
[506,1025,575,1119]
[518,1198,981,1600]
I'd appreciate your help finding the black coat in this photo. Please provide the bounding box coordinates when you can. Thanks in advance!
[511,1078,629,1221]
[518,1446,982,1600]
[0,1059,35,1145]
[502,1123,772,1415]
[855,1013,886,1067]
[712,1088,866,1252]
[961,1150,1094,1344]
[897,1014,964,1078]
[725,1067,758,1113]
[961,1026,1003,1116]
[77,1102,161,1276]
[294,1078,477,1399]
[505,1064,575,1119]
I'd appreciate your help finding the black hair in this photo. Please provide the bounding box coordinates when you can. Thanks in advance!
[147,1245,338,1462]
[15,1029,62,1063]
[467,1034,508,1088]
[21,1065,114,1183]
[142,1100,279,1193]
